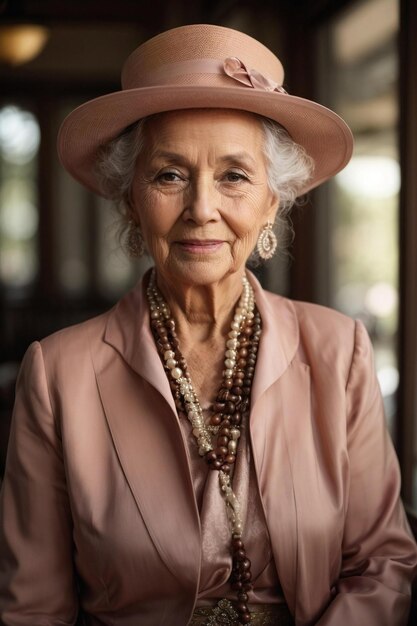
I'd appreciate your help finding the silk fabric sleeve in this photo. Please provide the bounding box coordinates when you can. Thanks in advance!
[316,321,417,625]
[0,342,78,625]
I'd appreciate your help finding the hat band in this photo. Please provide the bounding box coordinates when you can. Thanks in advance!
[123,57,287,93]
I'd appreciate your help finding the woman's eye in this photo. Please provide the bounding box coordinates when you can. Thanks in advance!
[224,171,248,183]
[156,171,183,183]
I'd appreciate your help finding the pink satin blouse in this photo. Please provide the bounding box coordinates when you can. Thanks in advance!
[180,414,285,605]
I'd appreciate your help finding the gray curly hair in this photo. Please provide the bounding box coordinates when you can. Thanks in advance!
[95,113,314,256]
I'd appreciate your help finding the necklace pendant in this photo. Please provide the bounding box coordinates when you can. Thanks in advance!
[206,599,239,626]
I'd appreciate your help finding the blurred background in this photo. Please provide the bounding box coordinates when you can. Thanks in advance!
[0,0,416,524]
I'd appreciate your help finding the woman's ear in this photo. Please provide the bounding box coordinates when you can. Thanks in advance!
[126,198,142,230]
[125,215,145,258]
[266,195,280,225]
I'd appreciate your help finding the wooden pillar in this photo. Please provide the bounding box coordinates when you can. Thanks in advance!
[397,0,417,505]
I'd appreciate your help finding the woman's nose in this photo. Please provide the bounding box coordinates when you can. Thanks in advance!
[182,177,221,224]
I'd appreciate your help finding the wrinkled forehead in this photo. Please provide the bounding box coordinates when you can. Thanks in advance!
[137,108,268,157]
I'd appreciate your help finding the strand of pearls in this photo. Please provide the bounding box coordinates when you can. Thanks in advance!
[146,269,260,625]
[147,271,254,463]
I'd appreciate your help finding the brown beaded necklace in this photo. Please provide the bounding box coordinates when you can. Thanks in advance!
[147,269,262,625]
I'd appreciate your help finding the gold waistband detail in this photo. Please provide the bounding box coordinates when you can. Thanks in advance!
[189,599,293,626]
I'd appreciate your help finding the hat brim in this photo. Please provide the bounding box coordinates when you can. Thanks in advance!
[58,85,353,197]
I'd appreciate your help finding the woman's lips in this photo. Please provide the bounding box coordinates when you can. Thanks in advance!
[176,239,224,254]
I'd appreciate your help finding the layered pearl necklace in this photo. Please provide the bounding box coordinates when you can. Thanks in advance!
[147,269,262,625]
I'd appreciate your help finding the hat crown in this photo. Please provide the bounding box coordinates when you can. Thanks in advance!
[121,24,284,90]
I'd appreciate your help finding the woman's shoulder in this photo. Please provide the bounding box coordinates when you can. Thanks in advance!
[38,308,113,363]
[34,279,145,376]
[262,289,362,373]
[263,291,377,395]
[13,309,115,405]
[263,289,356,336]
[292,298,356,337]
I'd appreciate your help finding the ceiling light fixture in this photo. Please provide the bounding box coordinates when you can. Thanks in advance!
[0,25,49,66]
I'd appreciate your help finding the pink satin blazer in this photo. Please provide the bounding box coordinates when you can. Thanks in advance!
[0,273,416,625]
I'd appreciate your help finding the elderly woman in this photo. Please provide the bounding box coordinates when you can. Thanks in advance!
[0,23,416,626]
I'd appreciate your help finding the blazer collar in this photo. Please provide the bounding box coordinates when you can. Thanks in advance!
[104,270,176,413]
[247,272,299,407]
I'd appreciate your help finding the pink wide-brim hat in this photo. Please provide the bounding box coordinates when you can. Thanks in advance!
[58,23,353,197]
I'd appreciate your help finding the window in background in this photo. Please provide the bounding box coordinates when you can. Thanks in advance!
[54,102,91,297]
[317,0,399,434]
[0,104,40,290]
[54,101,147,301]
[95,195,152,299]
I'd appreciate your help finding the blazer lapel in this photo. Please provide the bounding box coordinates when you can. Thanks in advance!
[91,279,201,594]
[251,363,313,619]
[103,275,177,411]
[249,273,300,404]
[248,275,301,615]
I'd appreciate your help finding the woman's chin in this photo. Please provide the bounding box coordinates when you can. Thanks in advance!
[157,256,244,288]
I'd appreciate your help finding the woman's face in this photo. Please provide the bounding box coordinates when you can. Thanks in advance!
[131,109,278,287]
